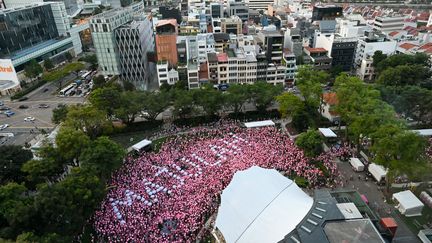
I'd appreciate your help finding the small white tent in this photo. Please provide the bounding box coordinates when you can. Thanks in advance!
[131,139,152,152]
[318,128,337,138]
[368,163,387,182]
[214,166,313,243]
[349,158,364,172]
[392,190,424,217]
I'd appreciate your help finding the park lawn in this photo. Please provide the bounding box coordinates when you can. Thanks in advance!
[42,62,85,82]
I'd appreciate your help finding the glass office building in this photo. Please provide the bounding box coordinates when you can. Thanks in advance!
[0,4,59,58]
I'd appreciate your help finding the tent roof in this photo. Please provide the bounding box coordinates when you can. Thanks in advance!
[412,129,432,136]
[318,128,337,138]
[131,139,152,151]
[393,190,424,209]
[215,166,313,243]
[244,120,275,128]
[380,217,397,228]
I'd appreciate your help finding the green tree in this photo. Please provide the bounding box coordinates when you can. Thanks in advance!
[173,89,194,118]
[0,183,34,240]
[34,168,105,236]
[79,54,98,70]
[371,127,429,190]
[174,79,188,90]
[224,84,249,113]
[372,50,387,68]
[122,80,135,91]
[113,91,143,124]
[79,137,125,181]
[0,146,33,184]
[142,91,171,120]
[295,129,324,157]
[249,82,283,112]
[376,64,431,87]
[24,60,43,80]
[276,92,305,118]
[51,104,68,124]
[21,158,65,186]
[89,86,122,117]
[55,127,90,162]
[295,65,329,114]
[292,109,311,133]
[43,58,54,71]
[193,85,224,116]
[92,75,106,89]
[65,105,111,139]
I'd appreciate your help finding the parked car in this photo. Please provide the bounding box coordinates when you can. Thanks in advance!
[18,105,29,109]
[0,101,3,106]
[5,111,15,117]
[43,88,49,93]
[0,124,9,130]
[0,107,10,111]
[39,104,50,108]
[18,96,28,101]
[24,116,35,122]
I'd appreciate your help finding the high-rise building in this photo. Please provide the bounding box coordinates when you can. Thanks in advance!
[155,19,178,66]
[0,4,59,59]
[4,0,78,16]
[90,3,143,75]
[228,0,248,22]
[246,0,275,10]
[373,16,405,33]
[210,2,223,18]
[115,19,155,90]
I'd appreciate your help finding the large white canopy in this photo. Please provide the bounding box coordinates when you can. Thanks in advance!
[368,163,387,182]
[318,128,337,138]
[412,129,432,137]
[244,120,275,128]
[393,190,424,217]
[131,139,152,151]
[214,166,313,243]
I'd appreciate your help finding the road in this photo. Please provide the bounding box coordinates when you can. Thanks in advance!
[0,77,86,146]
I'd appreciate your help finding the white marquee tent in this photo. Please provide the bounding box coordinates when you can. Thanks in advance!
[368,163,387,182]
[318,128,337,138]
[392,190,424,217]
[244,120,275,128]
[214,166,313,243]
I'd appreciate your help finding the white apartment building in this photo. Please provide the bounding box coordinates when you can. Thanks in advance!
[90,3,143,75]
[246,0,275,10]
[337,17,369,38]
[373,16,405,33]
[355,30,397,68]
[197,34,215,64]
[357,58,374,82]
[283,51,297,83]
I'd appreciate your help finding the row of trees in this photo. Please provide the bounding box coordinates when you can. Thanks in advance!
[0,103,125,241]
[373,52,432,125]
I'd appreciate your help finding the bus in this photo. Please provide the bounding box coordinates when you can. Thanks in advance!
[81,71,92,80]
[59,84,76,96]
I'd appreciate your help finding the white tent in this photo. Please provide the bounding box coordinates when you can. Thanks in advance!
[131,139,152,152]
[349,158,364,172]
[368,163,387,182]
[392,190,424,217]
[214,166,313,243]
[412,129,432,137]
[318,128,337,138]
[244,120,275,128]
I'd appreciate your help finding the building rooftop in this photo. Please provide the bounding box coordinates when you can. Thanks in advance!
[217,53,228,62]
[260,30,283,37]
[156,19,177,28]
[213,33,230,42]
[305,47,328,54]
[399,42,418,50]
[8,38,66,60]
[323,92,338,105]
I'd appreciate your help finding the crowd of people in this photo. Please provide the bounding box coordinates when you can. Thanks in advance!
[93,123,340,242]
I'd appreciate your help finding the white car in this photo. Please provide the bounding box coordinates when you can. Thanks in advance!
[0,124,9,130]
[24,117,35,122]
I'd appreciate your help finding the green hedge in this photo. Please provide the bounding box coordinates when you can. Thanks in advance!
[173,115,220,127]
[42,62,85,82]
[11,79,47,100]
[228,109,281,121]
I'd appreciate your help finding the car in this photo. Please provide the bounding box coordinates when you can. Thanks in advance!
[43,88,49,93]
[0,107,10,111]
[18,105,29,109]
[24,117,35,122]
[18,96,28,101]
[0,124,9,130]
[5,111,15,117]
[39,104,50,108]
[0,101,3,106]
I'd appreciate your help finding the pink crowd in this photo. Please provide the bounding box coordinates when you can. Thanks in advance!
[93,124,341,242]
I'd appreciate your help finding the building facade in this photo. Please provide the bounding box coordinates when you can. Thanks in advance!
[221,16,242,35]
[228,0,249,22]
[246,0,274,10]
[115,19,155,90]
[155,19,178,66]
[373,16,405,33]
[90,4,141,75]
[312,5,342,21]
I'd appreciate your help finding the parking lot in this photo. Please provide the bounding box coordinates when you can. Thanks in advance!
[0,77,87,145]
